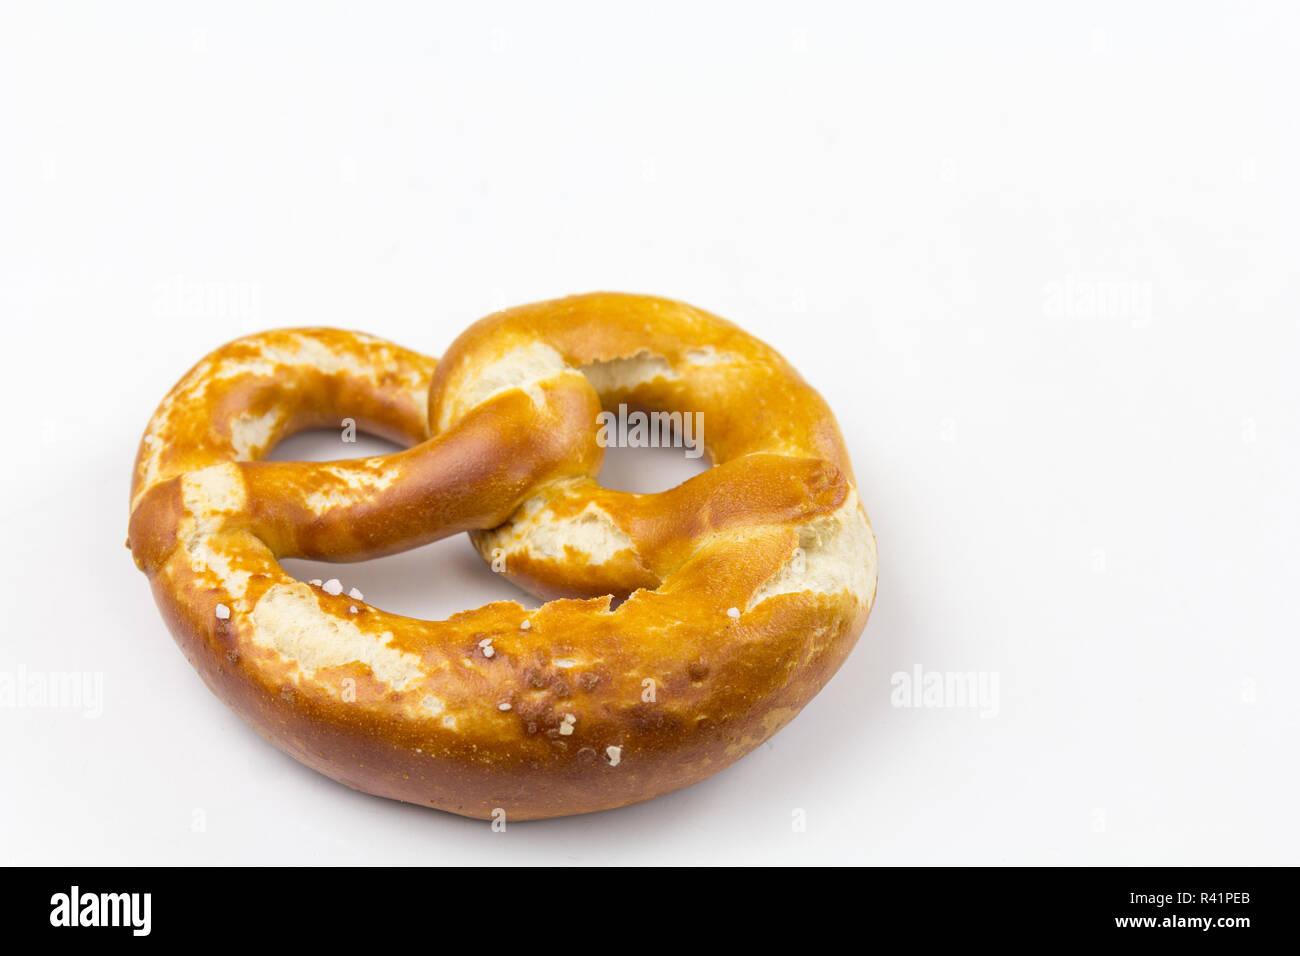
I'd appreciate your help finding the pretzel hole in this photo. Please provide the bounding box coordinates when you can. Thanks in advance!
[265,427,402,463]
[280,537,542,622]
[597,439,710,494]
[592,402,711,494]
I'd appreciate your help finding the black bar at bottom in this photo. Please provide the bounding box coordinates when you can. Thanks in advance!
[3,866,1284,941]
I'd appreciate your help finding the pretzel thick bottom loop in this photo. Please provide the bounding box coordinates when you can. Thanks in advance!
[128,293,878,819]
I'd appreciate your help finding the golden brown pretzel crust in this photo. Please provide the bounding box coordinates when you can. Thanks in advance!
[128,293,878,819]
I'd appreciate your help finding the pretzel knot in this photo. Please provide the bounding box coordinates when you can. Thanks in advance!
[128,293,878,819]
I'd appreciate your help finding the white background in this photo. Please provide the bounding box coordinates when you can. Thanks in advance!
[2,2,1296,865]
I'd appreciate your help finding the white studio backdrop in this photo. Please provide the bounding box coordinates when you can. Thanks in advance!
[1,2,1296,864]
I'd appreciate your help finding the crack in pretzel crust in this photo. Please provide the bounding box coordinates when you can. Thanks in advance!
[127,292,878,820]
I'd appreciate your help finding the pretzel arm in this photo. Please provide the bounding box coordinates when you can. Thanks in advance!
[240,382,600,561]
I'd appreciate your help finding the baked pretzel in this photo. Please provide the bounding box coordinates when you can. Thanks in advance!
[128,292,878,819]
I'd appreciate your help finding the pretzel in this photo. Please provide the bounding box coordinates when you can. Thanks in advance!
[127,292,878,819]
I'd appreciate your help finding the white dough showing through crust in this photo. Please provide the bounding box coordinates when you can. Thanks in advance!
[251,583,424,690]
[437,342,574,432]
[748,491,877,611]
[228,408,285,460]
[478,495,634,566]
[580,351,677,394]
